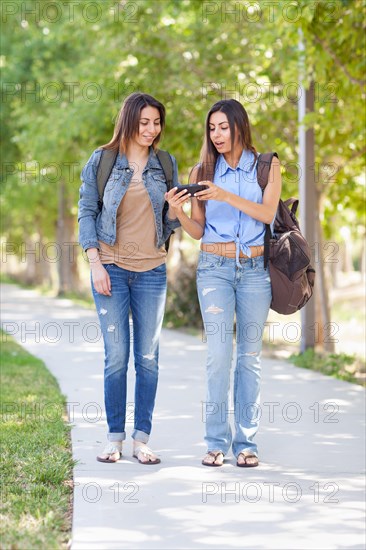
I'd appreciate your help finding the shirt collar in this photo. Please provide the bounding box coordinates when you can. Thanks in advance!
[216,149,256,176]
[115,152,129,169]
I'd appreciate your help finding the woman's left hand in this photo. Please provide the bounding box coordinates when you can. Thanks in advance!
[194,181,228,202]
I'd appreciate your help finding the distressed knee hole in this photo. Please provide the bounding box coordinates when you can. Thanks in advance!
[142,353,155,360]
[202,287,216,296]
[205,305,224,314]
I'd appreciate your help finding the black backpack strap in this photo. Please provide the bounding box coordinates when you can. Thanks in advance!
[263,224,272,270]
[96,148,118,204]
[156,149,174,253]
[156,149,173,191]
[257,152,278,270]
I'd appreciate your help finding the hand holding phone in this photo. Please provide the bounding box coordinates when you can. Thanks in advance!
[176,183,209,196]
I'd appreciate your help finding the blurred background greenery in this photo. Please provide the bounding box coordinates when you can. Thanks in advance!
[1,0,365,372]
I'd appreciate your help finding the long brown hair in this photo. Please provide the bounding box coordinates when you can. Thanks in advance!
[193,99,257,182]
[100,92,165,154]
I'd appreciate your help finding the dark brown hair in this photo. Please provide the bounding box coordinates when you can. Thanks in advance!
[101,92,165,154]
[192,99,257,183]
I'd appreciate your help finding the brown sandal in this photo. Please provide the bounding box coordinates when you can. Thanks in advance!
[202,450,224,467]
[236,452,259,468]
[133,445,161,465]
[96,442,122,463]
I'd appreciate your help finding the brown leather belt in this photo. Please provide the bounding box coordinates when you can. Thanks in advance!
[200,243,264,259]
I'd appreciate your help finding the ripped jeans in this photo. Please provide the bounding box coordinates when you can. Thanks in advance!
[196,252,271,457]
[92,263,167,443]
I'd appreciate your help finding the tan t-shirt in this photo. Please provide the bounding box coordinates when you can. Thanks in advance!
[99,178,166,272]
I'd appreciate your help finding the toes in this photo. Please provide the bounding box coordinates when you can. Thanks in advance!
[134,446,159,463]
[138,455,149,463]
[237,453,258,466]
[139,453,156,463]
[202,452,223,466]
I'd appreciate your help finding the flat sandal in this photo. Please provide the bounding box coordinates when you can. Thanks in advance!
[96,442,122,463]
[133,445,161,465]
[236,452,259,468]
[202,450,224,467]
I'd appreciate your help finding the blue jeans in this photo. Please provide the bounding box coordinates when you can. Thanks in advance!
[92,263,167,443]
[196,252,271,458]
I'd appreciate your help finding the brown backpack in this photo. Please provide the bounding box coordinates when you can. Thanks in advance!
[257,152,315,315]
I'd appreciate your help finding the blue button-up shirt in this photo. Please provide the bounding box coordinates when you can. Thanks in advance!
[202,149,273,265]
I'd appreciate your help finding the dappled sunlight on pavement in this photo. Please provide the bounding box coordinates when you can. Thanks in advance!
[1,284,365,550]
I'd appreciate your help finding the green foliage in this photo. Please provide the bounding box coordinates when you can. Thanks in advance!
[289,348,365,386]
[0,332,74,547]
[1,0,364,273]
[165,258,202,328]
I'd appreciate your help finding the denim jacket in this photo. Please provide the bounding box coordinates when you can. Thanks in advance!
[78,147,181,252]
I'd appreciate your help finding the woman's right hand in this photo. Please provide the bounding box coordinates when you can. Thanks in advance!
[91,263,112,296]
[165,187,190,218]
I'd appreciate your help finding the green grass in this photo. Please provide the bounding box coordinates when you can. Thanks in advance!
[0,332,75,549]
[289,348,365,386]
[0,273,20,285]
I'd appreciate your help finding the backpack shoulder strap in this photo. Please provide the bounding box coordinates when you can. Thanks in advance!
[156,149,174,252]
[257,152,278,270]
[96,148,118,203]
[156,149,174,190]
[257,152,278,191]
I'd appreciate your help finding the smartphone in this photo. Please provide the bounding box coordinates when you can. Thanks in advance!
[175,184,209,196]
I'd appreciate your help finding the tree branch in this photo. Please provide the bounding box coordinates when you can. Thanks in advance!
[313,35,366,88]
[320,146,366,192]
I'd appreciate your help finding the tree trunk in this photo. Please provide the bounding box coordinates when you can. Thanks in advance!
[34,236,52,286]
[167,227,185,281]
[315,215,335,353]
[343,236,353,272]
[360,236,366,283]
[21,237,43,286]
[56,178,79,295]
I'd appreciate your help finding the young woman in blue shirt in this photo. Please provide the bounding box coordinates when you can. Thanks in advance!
[167,99,281,467]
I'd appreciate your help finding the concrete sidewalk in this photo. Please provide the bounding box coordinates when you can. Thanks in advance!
[1,283,365,550]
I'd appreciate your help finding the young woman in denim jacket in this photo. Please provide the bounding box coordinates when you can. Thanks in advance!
[78,92,187,464]
[166,99,281,467]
